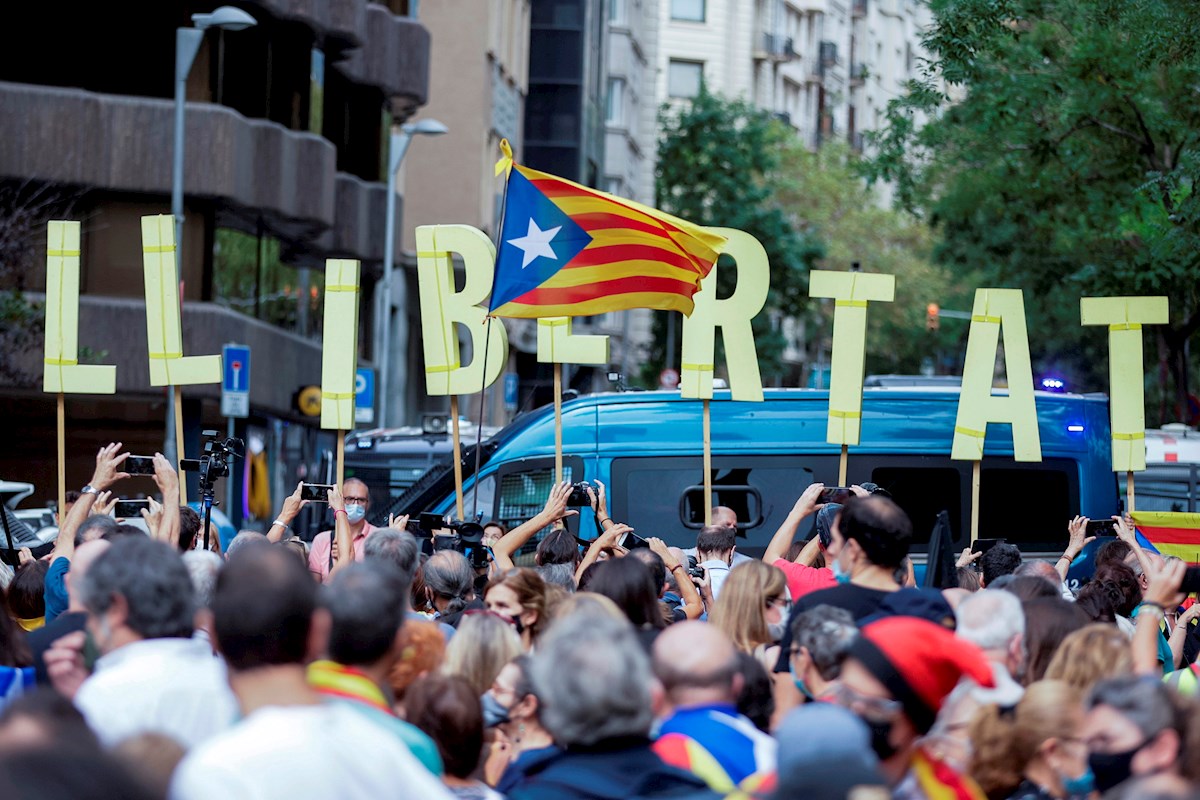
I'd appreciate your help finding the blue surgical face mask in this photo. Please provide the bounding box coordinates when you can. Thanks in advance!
[789,658,813,700]
[345,504,366,524]
[481,692,511,728]
[830,552,852,585]
[1060,765,1095,798]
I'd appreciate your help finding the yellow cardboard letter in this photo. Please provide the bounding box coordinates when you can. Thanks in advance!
[415,225,509,395]
[952,288,1041,462]
[809,270,895,445]
[141,215,221,386]
[43,221,116,394]
[537,318,609,364]
[680,228,768,402]
[320,259,360,430]
[1081,296,1169,471]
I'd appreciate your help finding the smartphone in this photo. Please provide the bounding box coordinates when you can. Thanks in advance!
[971,537,1006,554]
[301,483,334,502]
[819,487,853,505]
[617,530,649,549]
[1086,519,1117,537]
[1180,567,1200,595]
[419,512,447,534]
[114,499,151,518]
[125,455,157,476]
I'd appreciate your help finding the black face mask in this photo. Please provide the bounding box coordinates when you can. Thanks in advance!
[1088,743,1143,794]
[866,717,898,761]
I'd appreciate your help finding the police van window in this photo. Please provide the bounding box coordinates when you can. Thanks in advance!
[867,466,962,547]
[611,455,837,553]
[979,464,1075,548]
[494,458,582,562]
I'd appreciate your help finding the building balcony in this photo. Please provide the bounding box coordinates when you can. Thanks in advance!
[337,5,431,116]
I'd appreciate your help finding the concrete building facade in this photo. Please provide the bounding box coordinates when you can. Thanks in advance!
[0,1,430,525]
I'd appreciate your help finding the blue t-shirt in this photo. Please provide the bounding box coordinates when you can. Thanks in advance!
[44,558,70,624]
[1132,604,1175,675]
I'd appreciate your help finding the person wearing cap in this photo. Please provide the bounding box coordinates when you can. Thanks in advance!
[760,483,838,602]
[834,616,994,799]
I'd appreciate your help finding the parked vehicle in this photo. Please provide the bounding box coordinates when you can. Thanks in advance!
[387,388,1119,559]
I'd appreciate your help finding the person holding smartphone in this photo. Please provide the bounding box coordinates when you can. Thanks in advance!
[306,479,376,584]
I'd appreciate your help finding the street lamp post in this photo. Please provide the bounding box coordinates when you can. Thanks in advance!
[378,119,447,429]
[166,6,256,463]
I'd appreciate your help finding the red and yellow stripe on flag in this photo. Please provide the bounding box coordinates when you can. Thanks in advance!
[491,159,727,318]
[1131,511,1200,564]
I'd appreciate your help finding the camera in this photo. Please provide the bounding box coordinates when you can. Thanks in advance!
[566,481,596,507]
[410,512,490,570]
[181,430,243,550]
[685,554,705,581]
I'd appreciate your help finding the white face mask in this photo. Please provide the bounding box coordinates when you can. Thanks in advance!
[345,504,366,524]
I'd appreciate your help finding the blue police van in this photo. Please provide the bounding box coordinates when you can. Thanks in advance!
[382,387,1119,559]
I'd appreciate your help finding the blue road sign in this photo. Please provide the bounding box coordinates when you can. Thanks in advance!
[504,373,519,411]
[355,367,375,425]
[221,344,250,418]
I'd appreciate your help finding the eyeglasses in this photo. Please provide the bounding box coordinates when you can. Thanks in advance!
[765,596,790,611]
[344,497,369,505]
[830,682,903,722]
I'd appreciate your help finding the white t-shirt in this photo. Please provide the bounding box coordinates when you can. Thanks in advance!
[75,637,237,749]
[170,702,455,800]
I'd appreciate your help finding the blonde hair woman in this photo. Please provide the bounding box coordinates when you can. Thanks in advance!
[708,561,789,671]
[1043,623,1133,691]
[441,611,522,696]
[969,680,1092,800]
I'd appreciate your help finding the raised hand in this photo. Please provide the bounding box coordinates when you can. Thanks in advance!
[92,490,118,518]
[791,482,826,519]
[90,442,130,491]
[543,482,580,522]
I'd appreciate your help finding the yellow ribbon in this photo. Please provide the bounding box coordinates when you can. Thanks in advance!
[1113,432,1145,441]
[47,249,80,257]
[325,285,359,293]
[836,300,867,308]
[830,409,862,418]
[149,352,184,359]
[424,361,461,374]
[416,251,451,259]
[1110,323,1141,331]
[682,363,714,371]
[955,425,986,439]
[144,245,173,253]
[322,391,353,400]
[494,138,514,177]
[538,319,569,327]
[44,357,78,365]
[971,315,1001,324]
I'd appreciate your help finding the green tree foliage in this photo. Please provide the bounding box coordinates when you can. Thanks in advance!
[866,0,1200,422]
[776,141,974,376]
[646,88,822,386]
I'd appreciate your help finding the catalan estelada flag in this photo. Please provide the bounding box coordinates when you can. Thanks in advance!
[1132,511,1200,563]
[488,140,726,318]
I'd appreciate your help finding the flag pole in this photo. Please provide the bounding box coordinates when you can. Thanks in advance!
[554,364,563,484]
[970,460,981,544]
[703,399,712,525]
[450,395,465,520]
[471,316,494,520]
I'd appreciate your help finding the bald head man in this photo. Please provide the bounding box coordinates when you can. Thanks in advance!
[307,478,376,583]
[711,506,738,530]
[651,622,777,790]
[28,539,112,682]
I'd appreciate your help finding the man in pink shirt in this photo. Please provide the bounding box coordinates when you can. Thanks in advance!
[308,479,377,583]
[761,483,839,601]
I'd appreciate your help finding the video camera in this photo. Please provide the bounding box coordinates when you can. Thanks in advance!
[409,512,489,570]
[182,430,243,550]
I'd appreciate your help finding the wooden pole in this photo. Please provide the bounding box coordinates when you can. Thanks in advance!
[1127,470,1135,514]
[173,386,187,504]
[553,364,563,484]
[703,399,712,525]
[970,460,981,544]
[450,395,465,520]
[838,444,849,487]
[335,430,345,486]
[56,393,66,521]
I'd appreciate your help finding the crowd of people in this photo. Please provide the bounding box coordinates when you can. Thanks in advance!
[2,443,1200,799]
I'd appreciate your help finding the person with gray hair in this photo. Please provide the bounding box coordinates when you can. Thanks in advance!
[1082,675,1191,794]
[422,550,482,628]
[786,604,857,703]
[954,589,1026,705]
[42,536,237,748]
[224,530,268,561]
[1014,558,1073,599]
[512,612,718,799]
[307,562,442,775]
[364,528,457,641]
[182,550,223,610]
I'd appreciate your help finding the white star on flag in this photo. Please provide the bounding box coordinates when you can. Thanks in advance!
[507,218,562,269]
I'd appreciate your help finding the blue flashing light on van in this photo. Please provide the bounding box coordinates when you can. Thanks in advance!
[383,388,1118,559]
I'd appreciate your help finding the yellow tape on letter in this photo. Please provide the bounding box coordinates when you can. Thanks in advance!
[43,221,116,394]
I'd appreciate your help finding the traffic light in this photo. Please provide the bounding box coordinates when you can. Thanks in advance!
[926,303,939,331]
